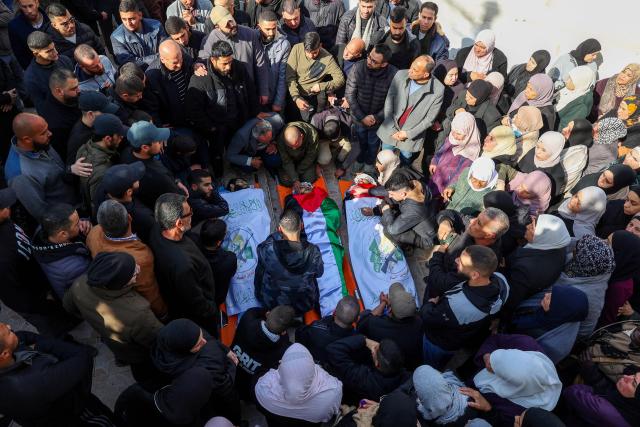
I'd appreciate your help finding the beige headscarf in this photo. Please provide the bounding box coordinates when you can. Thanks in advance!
[598,63,640,117]
[513,106,544,157]
[482,125,516,159]
[376,149,401,185]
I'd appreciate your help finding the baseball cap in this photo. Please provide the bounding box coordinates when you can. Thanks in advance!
[127,121,170,148]
[388,283,416,319]
[101,162,146,196]
[0,188,17,209]
[93,113,127,136]
[78,91,119,114]
[209,5,233,27]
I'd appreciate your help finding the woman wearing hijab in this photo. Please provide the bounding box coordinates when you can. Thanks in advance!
[443,157,498,216]
[553,234,615,338]
[548,38,601,90]
[485,71,506,112]
[600,231,640,327]
[556,65,597,130]
[482,125,518,166]
[508,170,552,215]
[572,164,637,200]
[455,29,508,84]
[472,335,562,426]
[152,319,241,424]
[592,63,640,120]
[505,50,552,102]
[597,185,640,238]
[334,389,418,427]
[561,118,594,147]
[615,95,640,152]
[506,74,556,133]
[516,408,566,427]
[357,150,422,198]
[510,285,589,338]
[441,79,502,143]
[255,343,342,426]
[430,111,481,195]
[511,106,545,158]
[504,214,570,310]
[424,59,465,168]
[555,186,607,239]
[514,131,567,197]
[584,118,628,174]
[620,146,640,185]
[483,190,532,257]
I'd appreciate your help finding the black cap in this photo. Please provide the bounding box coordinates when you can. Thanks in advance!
[93,113,127,136]
[0,188,17,209]
[78,91,119,114]
[101,162,146,196]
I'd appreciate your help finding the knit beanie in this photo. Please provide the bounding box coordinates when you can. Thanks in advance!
[87,252,136,290]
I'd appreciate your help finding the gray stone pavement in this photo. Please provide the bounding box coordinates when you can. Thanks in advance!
[0,159,429,426]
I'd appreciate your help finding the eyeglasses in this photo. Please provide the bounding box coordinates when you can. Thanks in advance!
[57,16,75,28]
[367,54,382,65]
[180,209,193,219]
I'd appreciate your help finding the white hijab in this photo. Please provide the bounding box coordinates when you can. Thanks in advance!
[463,29,496,75]
[525,214,571,250]
[467,157,498,191]
[473,349,562,411]
[376,149,401,185]
[555,65,596,112]
[533,131,566,168]
[255,344,342,423]
[558,186,607,239]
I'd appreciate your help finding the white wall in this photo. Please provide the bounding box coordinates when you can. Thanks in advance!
[345,0,640,78]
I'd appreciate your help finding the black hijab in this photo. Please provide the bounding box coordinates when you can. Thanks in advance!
[467,79,492,105]
[433,59,464,111]
[597,185,640,238]
[483,190,516,216]
[521,408,566,427]
[372,390,418,427]
[570,38,602,65]
[507,50,551,98]
[573,164,637,195]
[567,119,594,147]
[530,50,551,74]
[610,230,640,282]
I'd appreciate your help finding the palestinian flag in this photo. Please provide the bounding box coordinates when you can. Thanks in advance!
[285,187,347,316]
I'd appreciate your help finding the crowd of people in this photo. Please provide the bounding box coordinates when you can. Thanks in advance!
[0,0,640,425]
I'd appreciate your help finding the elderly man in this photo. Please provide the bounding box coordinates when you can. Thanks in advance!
[144,39,204,127]
[331,37,365,77]
[38,68,81,160]
[199,6,269,104]
[23,31,73,109]
[257,10,290,113]
[164,15,206,59]
[286,31,345,122]
[377,54,443,164]
[44,3,104,60]
[166,0,212,32]
[110,0,166,68]
[8,0,50,69]
[336,0,386,49]
[227,113,284,173]
[302,0,344,49]
[277,121,319,189]
[73,44,116,93]
[280,0,316,46]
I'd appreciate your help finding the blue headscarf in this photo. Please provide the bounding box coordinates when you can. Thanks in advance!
[513,286,589,334]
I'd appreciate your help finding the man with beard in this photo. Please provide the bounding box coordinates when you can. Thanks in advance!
[111,0,165,69]
[199,6,269,105]
[378,7,419,70]
[73,44,116,93]
[279,0,316,46]
[187,40,257,177]
[38,68,81,160]
[23,31,73,109]
[188,169,229,228]
[345,43,397,171]
[257,10,290,113]
[165,16,207,60]
[335,0,386,49]
[4,113,89,222]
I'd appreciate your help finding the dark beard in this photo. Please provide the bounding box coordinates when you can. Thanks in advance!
[62,94,79,107]
[33,142,50,152]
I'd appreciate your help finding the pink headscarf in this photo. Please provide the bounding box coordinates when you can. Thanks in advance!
[508,74,555,114]
[462,29,496,75]
[255,344,342,423]
[449,111,481,160]
[485,72,505,105]
[509,170,552,215]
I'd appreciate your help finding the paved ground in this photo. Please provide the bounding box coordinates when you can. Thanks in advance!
[0,159,429,426]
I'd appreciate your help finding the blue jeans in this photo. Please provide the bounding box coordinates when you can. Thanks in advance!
[423,335,455,370]
[355,123,381,165]
[382,143,414,165]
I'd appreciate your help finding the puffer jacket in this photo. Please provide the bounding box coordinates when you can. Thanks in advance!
[335,8,386,48]
[254,232,324,315]
[110,18,165,68]
[379,190,437,250]
[45,21,105,59]
[31,231,91,300]
[345,59,397,125]
[262,31,291,109]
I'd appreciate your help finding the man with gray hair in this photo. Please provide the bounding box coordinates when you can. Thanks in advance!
[227,112,284,173]
[148,193,218,334]
[427,207,510,296]
[73,44,116,93]
[86,199,167,318]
